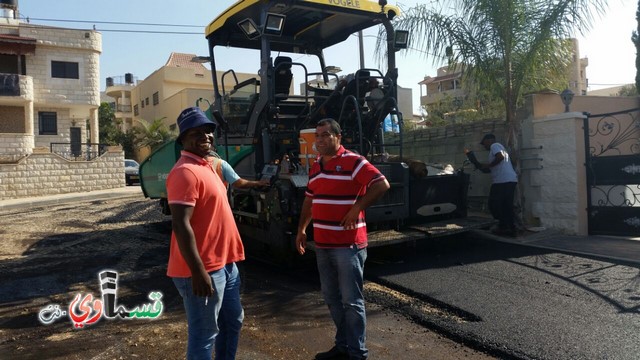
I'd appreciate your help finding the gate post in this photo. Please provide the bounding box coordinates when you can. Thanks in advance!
[522,112,588,235]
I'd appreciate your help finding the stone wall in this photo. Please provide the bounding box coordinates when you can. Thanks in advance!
[0,134,34,163]
[0,147,125,200]
[521,112,588,235]
[396,115,589,234]
[397,95,637,235]
[387,119,507,209]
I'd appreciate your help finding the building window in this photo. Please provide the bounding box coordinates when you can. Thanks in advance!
[145,97,149,106]
[153,92,159,105]
[51,61,79,79]
[133,104,139,116]
[0,54,26,75]
[38,112,57,135]
[141,100,145,109]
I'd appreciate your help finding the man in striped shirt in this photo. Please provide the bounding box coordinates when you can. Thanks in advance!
[296,119,390,360]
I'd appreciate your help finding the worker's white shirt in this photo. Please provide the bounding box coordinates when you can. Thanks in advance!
[488,143,518,184]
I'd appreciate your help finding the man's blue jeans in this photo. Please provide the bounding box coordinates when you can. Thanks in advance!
[315,246,368,359]
[173,262,244,360]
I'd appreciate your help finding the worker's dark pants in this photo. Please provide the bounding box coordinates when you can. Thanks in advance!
[488,182,517,231]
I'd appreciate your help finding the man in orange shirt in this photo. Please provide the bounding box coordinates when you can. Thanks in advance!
[167,107,245,360]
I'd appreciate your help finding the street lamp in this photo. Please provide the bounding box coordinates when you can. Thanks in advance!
[560,88,574,112]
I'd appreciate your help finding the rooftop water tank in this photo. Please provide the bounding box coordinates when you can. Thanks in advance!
[0,0,18,8]
[0,0,17,19]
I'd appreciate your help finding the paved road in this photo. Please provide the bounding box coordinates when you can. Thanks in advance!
[4,187,640,358]
[365,234,640,360]
[0,197,496,360]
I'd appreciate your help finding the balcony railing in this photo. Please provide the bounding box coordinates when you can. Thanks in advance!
[50,142,109,161]
[115,104,132,113]
[106,74,138,87]
[0,73,20,96]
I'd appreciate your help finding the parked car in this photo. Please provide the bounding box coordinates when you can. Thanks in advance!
[124,159,140,185]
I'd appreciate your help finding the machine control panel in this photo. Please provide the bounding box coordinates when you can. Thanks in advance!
[259,164,279,185]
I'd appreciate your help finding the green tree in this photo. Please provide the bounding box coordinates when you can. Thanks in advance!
[98,102,120,145]
[135,118,176,153]
[382,0,605,154]
[616,84,638,96]
[114,129,137,159]
[98,102,138,158]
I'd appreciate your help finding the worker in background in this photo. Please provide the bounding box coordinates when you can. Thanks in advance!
[208,152,270,189]
[465,133,518,237]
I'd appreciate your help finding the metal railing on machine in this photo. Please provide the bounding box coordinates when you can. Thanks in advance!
[49,143,109,161]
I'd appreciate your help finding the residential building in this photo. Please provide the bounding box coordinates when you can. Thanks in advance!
[418,39,589,111]
[128,52,257,134]
[104,73,138,132]
[567,38,589,95]
[0,8,101,161]
[396,85,413,124]
[107,52,258,160]
[418,63,465,110]
[587,84,635,96]
[1,3,123,201]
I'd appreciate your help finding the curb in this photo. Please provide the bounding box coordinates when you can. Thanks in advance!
[469,229,640,266]
[0,187,144,213]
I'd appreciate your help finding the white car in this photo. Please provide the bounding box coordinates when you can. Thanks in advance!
[124,159,140,185]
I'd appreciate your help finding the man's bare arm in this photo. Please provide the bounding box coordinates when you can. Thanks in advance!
[170,204,213,297]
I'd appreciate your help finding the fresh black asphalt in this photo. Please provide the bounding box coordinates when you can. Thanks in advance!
[365,234,640,360]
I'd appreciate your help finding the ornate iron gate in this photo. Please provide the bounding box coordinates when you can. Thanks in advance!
[584,107,640,236]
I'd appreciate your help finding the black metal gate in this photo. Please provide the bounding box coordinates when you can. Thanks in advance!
[584,107,640,236]
[70,127,82,157]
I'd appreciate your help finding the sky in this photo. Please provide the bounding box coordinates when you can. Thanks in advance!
[13,0,638,115]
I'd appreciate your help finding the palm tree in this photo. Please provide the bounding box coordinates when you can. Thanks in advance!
[382,0,606,154]
[135,117,176,153]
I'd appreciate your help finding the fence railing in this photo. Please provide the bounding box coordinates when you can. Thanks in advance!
[0,73,20,96]
[115,104,132,113]
[50,143,109,161]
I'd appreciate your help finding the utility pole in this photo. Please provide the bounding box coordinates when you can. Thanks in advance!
[358,30,365,69]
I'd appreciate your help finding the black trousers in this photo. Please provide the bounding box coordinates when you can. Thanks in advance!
[488,182,517,230]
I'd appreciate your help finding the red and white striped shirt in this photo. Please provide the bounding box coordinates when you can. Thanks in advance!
[306,146,386,248]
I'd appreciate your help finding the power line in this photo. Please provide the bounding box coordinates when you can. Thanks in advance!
[98,29,202,35]
[9,22,203,35]
[26,17,203,28]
